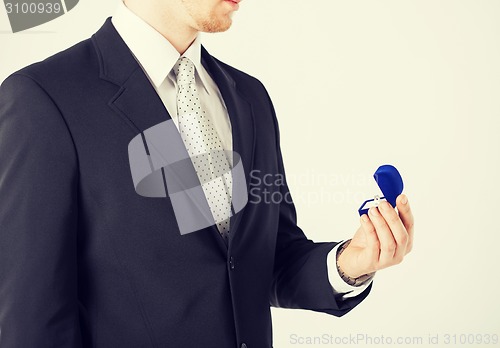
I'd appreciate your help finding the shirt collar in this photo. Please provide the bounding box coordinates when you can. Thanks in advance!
[111,1,211,94]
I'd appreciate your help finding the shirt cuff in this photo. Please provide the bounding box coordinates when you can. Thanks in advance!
[326,240,373,298]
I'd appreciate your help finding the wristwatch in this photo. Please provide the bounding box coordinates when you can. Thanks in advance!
[336,239,375,287]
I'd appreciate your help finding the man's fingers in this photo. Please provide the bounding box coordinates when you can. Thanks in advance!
[360,214,379,252]
[396,194,414,253]
[358,214,380,273]
[368,206,396,267]
[378,200,408,263]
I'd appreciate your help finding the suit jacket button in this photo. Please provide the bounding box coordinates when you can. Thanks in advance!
[240,343,247,348]
[229,256,235,270]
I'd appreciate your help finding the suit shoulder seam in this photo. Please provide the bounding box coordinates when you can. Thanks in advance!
[9,72,80,168]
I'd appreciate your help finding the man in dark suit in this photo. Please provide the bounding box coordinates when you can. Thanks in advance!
[0,0,414,347]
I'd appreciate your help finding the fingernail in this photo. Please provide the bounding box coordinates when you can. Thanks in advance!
[361,214,369,223]
[379,201,389,211]
[369,207,379,216]
[401,195,408,205]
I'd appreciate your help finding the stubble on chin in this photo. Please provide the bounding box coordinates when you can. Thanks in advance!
[183,2,233,33]
[198,15,232,33]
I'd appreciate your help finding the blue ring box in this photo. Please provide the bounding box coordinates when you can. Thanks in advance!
[358,164,404,216]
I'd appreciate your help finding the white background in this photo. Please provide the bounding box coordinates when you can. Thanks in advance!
[1,1,499,347]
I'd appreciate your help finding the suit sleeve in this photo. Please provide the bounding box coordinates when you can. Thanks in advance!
[265,87,372,317]
[0,74,82,347]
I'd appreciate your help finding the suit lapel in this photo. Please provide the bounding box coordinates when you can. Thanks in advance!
[201,48,256,246]
[93,18,171,133]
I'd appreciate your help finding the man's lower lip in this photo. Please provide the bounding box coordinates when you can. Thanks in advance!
[224,0,240,10]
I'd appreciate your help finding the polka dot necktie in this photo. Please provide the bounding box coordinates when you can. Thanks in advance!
[174,57,232,242]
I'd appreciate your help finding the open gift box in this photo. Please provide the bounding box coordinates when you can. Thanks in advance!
[358,164,404,216]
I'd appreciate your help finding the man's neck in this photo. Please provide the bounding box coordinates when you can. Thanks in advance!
[123,1,198,55]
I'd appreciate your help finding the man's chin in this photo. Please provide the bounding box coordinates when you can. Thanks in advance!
[198,17,233,33]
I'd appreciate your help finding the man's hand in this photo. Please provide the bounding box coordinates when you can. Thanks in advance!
[337,194,414,278]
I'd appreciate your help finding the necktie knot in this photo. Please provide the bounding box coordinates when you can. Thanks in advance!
[174,57,196,86]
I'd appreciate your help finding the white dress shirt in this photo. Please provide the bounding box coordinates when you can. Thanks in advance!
[111,1,371,298]
[111,2,232,152]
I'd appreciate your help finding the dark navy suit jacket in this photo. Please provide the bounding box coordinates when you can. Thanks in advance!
[0,18,371,348]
